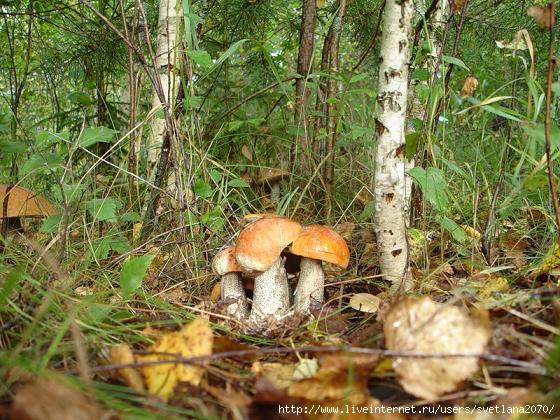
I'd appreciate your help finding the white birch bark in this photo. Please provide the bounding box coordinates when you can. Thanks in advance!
[373,0,414,288]
[406,0,449,218]
[147,0,180,165]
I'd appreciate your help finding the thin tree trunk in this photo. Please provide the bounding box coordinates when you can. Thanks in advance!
[146,0,180,167]
[406,0,449,224]
[323,0,347,219]
[312,29,333,160]
[294,0,316,164]
[373,0,414,290]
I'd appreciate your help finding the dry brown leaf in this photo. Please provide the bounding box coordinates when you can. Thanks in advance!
[241,144,253,161]
[349,293,381,313]
[139,318,213,400]
[384,297,490,400]
[109,344,145,392]
[287,353,378,405]
[527,6,555,28]
[461,76,479,97]
[10,377,106,420]
[451,0,466,11]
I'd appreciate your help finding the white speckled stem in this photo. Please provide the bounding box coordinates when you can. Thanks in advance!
[221,273,249,320]
[249,257,290,322]
[294,257,324,313]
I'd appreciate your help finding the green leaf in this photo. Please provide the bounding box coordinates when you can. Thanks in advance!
[442,55,470,71]
[36,130,69,148]
[440,217,469,243]
[523,123,560,151]
[411,68,429,81]
[0,266,22,308]
[0,140,25,154]
[408,166,449,213]
[40,214,62,234]
[228,178,250,188]
[359,201,375,222]
[349,73,368,84]
[405,132,419,160]
[523,174,548,192]
[120,212,141,222]
[68,91,94,105]
[20,153,62,175]
[188,50,212,67]
[78,127,118,148]
[120,255,154,297]
[198,39,247,83]
[194,180,213,198]
[349,126,371,140]
[209,169,222,183]
[89,236,130,260]
[85,197,123,222]
[183,96,202,109]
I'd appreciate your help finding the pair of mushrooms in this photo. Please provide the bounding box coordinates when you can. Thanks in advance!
[211,215,349,330]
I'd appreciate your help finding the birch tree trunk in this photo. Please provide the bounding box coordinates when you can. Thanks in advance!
[147,0,180,166]
[373,0,414,289]
[406,0,449,221]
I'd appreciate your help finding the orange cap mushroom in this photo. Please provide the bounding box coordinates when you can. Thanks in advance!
[235,216,302,330]
[290,225,350,313]
[212,246,242,276]
[0,184,56,218]
[290,225,350,268]
[235,216,302,273]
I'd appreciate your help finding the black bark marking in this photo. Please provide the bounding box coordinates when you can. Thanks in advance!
[385,192,394,203]
[392,249,402,257]
[375,119,387,135]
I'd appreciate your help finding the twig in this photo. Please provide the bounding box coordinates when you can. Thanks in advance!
[544,3,560,238]
[91,345,547,375]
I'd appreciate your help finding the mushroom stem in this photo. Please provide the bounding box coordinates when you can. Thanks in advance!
[294,257,324,313]
[249,257,290,321]
[221,273,249,320]
[270,182,281,205]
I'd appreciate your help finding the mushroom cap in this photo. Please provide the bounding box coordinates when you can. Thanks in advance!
[0,184,56,218]
[212,246,242,276]
[255,168,290,185]
[290,225,350,268]
[235,216,302,273]
[240,212,281,227]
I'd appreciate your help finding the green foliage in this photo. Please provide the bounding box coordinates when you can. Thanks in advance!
[119,255,154,298]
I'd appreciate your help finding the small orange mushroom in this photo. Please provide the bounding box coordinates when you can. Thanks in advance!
[0,184,56,233]
[290,225,349,313]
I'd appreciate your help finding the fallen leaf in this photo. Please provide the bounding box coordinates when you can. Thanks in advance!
[460,76,479,97]
[139,318,213,401]
[251,362,298,390]
[287,352,378,405]
[11,377,106,420]
[527,6,554,29]
[292,358,318,380]
[384,297,490,400]
[241,144,253,161]
[108,344,145,392]
[349,293,381,313]
[531,241,560,277]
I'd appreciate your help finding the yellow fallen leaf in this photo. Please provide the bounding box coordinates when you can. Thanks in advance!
[109,344,145,392]
[384,297,490,400]
[287,353,378,405]
[251,362,298,390]
[531,241,560,277]
[139,318,213,400]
